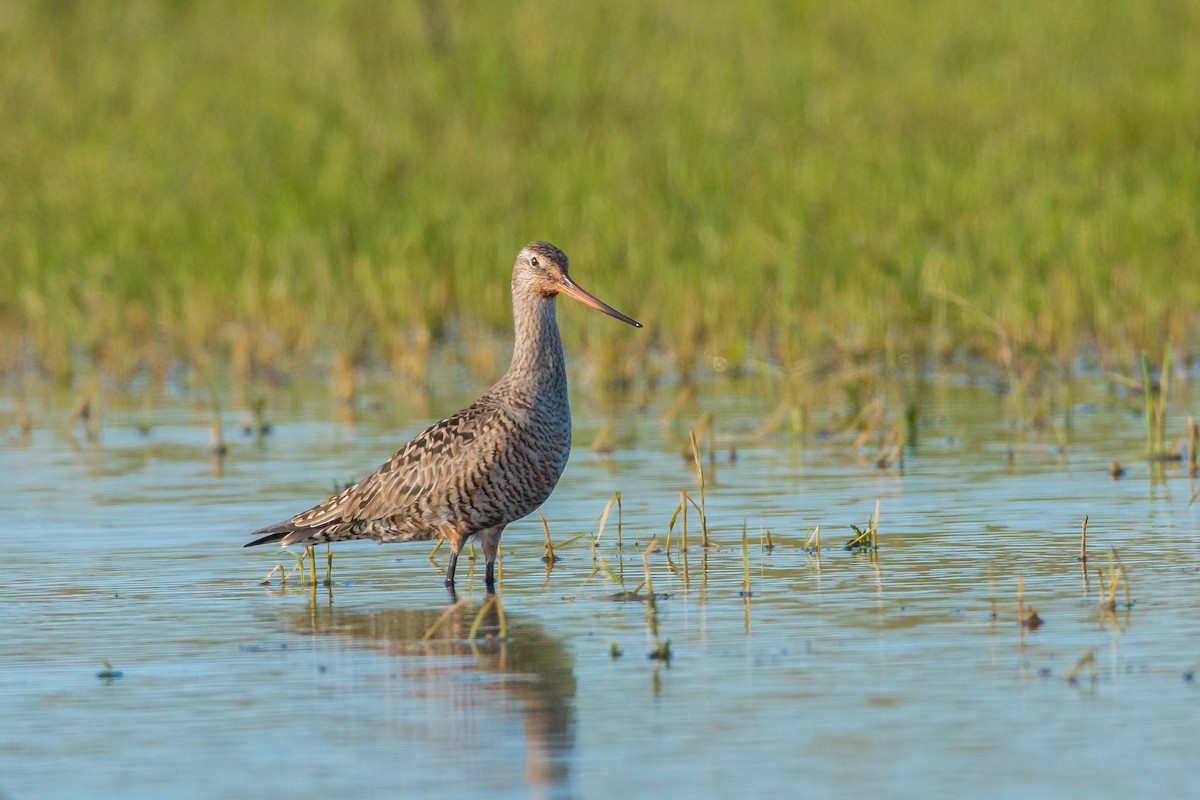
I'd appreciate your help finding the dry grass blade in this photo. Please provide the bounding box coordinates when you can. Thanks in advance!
[851,399,883,448]
[1065,650,1096,685]
[1080,514,1089,563]
[1142,352,1156,455]
[804,524,821,554]
[595,492,620,547]
[287,549,307,586]
[616,491,623,550]
[683,494,709,547]
[642,536,659,598]
[1158,346,1171,452]
[595,552,627,593]
[988,563,997,619]
[665,494,683,558]
[552,530,593,550]
[1099,547,1132,611]
[660,387,693,426]
[260,563,283,586]
[539,510,559,565]
[1142,347,1172,458]
[874,424,905,470]
[739,521,752,598]
[681,490,689,552]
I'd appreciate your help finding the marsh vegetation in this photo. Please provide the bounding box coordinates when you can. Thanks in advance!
[2,1,1198,388]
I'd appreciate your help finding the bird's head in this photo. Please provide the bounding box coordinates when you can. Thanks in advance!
[514,241,642,328]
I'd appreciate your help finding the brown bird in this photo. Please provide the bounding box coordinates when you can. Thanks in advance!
[245,242,642,592]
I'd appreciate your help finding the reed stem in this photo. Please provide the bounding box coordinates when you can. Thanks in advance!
[689,429,709,547]
[1080,514,1088,563]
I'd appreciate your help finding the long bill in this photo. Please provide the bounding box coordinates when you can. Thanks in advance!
[556,277,643,328]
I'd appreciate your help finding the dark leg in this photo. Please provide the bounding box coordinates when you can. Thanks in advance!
[444,550,459,588]
[479,526,503,595]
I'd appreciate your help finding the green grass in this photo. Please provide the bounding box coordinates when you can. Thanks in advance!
[2,1,1198,383]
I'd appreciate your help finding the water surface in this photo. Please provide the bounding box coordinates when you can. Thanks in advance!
[1,376,1198,798]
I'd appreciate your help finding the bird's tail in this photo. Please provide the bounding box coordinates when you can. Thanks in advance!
[244,527,292,548]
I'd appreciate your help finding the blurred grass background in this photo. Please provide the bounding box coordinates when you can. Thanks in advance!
[1,0,1198,385]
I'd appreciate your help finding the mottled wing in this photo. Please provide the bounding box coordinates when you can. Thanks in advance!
[245,395,510,546]
[350,398,508,523]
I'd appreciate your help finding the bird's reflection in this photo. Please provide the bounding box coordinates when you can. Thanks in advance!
[281,598,576,794]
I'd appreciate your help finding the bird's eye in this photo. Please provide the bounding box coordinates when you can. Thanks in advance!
[530,256,540,268]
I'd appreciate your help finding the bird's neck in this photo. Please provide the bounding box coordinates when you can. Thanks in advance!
[506,288,566,391]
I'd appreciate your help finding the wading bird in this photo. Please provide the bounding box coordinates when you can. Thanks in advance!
[245,242,642,592]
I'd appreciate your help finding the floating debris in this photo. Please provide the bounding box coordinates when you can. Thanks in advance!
[601,591,670,603]
[647,640,672,662]
[1017,574,1043,629]
[96,660,124,682]
[1020,607,1044,630]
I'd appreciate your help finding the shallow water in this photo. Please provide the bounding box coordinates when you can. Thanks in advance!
[1,375,1198,799]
